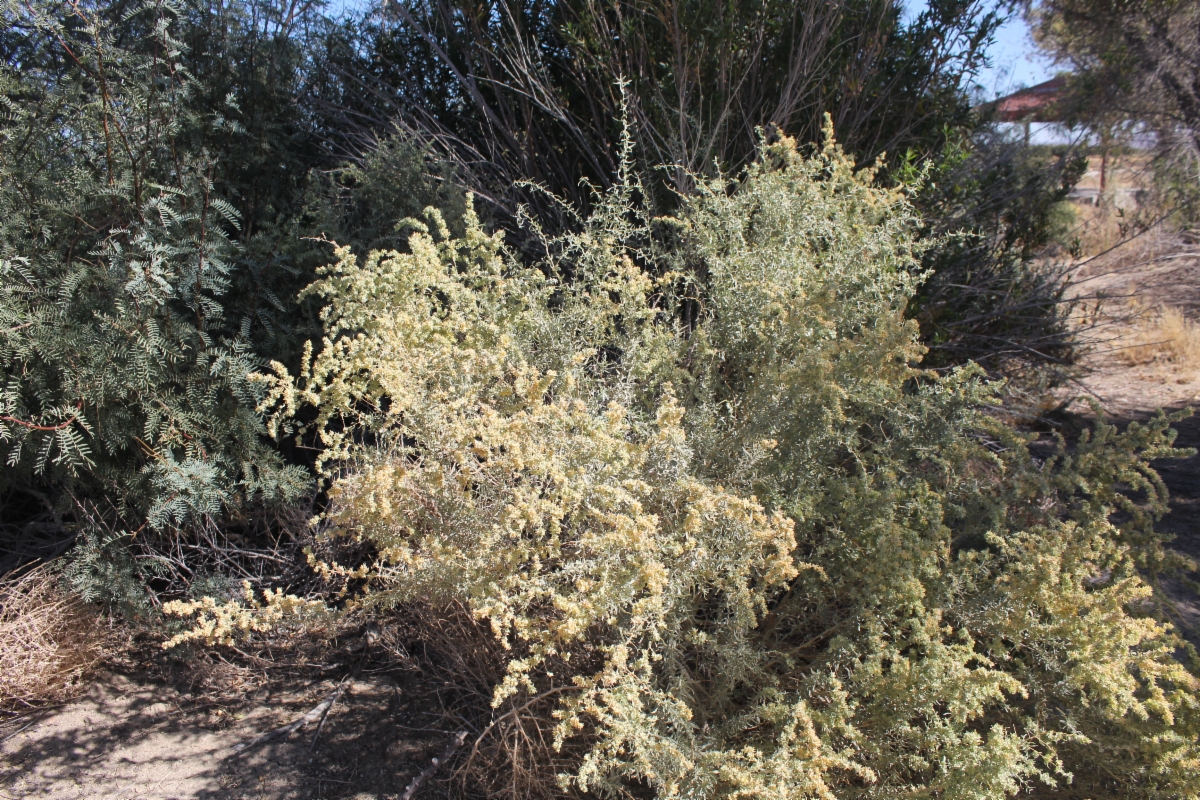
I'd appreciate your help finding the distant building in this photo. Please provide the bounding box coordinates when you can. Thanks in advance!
[984,76,1151,206]
[992,76,1067,124]
[984,75,1153,148]
[984,77,1070,146]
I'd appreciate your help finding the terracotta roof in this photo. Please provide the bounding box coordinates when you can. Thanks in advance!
[991,76,1066,123]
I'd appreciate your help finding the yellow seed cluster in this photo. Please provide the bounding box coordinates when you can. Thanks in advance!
[162,581,328,648]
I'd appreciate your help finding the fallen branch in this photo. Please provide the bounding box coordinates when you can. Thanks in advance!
[400,730,467,800]
[308,667,351,752]
[231,675,353,755]
[233,628,378,755]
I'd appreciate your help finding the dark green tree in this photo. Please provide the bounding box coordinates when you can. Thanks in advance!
[1028,0,1200,212]
[0,0,308,572]
[322,0,1002,223]
[0,0,479,583]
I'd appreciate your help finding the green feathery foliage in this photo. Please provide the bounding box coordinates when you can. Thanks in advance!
[301,135,469,258]
[173,124,1200,798]
[0,0,307,531]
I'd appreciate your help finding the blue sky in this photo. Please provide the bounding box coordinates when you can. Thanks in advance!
[900,1,1058,97]
[974,9,1058,97]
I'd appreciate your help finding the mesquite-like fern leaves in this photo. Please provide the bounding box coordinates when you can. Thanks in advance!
[0,0,306,529]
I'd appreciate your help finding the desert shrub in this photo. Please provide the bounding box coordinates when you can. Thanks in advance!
[329,0,999,226]
[0,0,311,579]
[327,1,1087,382]
[0,0,496,610]
[905,129,1089,377]
[300,135,469,257]
[0,0,1088,600]
[0,564,110,711]
[0,0,308,511]
[195,126,1200,799]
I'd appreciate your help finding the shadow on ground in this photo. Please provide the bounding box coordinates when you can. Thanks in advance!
[1142,406,1200,643]
[1,657,450,800]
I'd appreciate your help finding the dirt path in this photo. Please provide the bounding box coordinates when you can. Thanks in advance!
[1063,238,1200,641]
[1,661,448,800]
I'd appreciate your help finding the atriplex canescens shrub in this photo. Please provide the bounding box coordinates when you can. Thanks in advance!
[185,130,1200,798]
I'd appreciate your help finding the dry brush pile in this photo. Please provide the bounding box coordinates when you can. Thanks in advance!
[0,564,110,713]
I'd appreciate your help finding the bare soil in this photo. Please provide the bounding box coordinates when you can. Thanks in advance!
[0,640,452,800]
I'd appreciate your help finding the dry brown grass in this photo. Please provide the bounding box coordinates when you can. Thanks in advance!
[1114,304,1200,366]
[374,602,590,800]
[1069,202,1127,257]
[0,564,110,713]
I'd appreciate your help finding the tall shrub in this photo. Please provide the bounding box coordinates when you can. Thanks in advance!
[224,128,1200,798]
[321,0,1086,379]
[0,0,307,570]
[906,128,1088,374]
[330,0,999,223]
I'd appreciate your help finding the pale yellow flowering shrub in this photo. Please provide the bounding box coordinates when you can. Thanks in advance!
[162,582,329,648]
[249,128,1200,799]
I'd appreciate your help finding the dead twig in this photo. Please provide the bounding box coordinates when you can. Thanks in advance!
[400,730,468,800]
[462,685,572,774]
[233,627,378,755]
[308,664,355,752]
[230,676,351,755]
[0,707,56,744]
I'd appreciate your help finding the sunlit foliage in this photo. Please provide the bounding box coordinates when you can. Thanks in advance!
[242,127,1200,798]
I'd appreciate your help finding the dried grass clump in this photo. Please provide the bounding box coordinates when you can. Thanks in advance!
[1067,200,1139,258]
[1116,305,1200,366]
[378,603,590,800]
[0,565,109,712]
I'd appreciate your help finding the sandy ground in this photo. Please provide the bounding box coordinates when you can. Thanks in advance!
[1,656,448,800]
[1061,231,1200,640]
